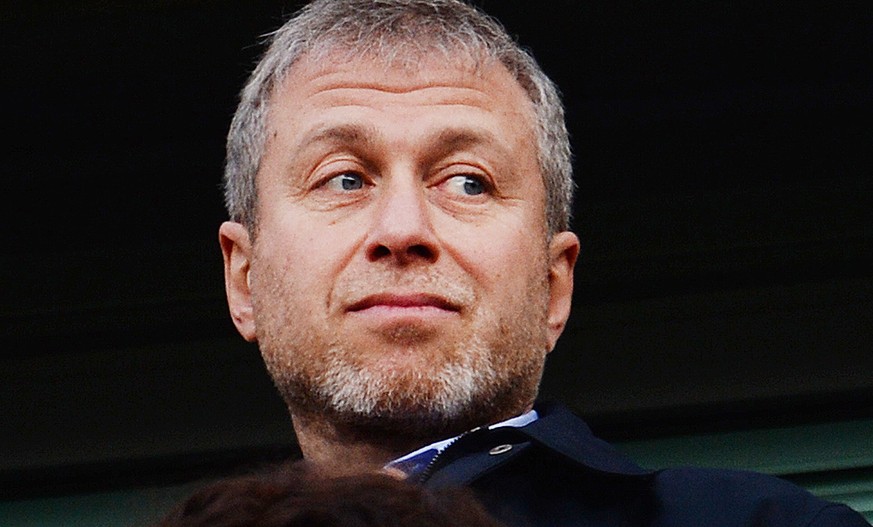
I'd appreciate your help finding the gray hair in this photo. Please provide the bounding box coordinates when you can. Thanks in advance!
[224,0,574,234]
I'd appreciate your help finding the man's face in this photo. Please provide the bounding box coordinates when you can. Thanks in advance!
[220,53,578,437]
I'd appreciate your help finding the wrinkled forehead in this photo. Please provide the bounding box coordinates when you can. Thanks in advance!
[262,50,541,177]
[268,44,537,128]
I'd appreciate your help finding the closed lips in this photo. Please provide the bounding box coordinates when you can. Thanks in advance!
[346,293,460,312]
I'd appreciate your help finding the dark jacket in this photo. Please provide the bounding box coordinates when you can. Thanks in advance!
[421,402,870,526]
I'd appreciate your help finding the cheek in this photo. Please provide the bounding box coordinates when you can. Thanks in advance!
[252,223,359,311]
[257,213,334,270]
[447,221,544,284]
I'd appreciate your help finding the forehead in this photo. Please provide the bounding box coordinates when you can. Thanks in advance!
[266,51,538,142]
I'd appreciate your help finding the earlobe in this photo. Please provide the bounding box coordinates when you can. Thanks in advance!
[545,231,580,351]
[219,221,258,342]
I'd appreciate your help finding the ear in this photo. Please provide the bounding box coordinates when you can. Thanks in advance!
[545,230,580,351]
[219,221,257,342]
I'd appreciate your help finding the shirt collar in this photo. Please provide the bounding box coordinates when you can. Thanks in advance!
[387,409,538,467]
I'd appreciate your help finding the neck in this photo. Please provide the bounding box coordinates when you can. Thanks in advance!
[290,411,443,475]
[289,403,536,475]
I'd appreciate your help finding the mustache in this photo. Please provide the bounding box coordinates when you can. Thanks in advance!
[334,268,476,311]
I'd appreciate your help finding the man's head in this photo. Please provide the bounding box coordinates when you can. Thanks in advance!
[224,0,573,236]
[219,0,579,450]
[156,461,507,527]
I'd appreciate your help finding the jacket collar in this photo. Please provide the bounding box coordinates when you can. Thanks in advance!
[526,401,653,477]
[423,401,653,487]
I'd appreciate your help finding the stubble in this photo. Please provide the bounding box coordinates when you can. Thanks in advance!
[253,254,552,440]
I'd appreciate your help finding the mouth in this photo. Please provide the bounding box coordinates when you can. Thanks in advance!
[346,293,461,314]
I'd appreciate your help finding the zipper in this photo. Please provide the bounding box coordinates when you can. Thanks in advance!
[417,427,480,483]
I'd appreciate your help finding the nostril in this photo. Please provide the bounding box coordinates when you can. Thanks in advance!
[407,244,435,261]
[367,243,436,263]
[370,245,391,259]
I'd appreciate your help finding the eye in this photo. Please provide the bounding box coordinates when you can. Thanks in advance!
[445,174,488,196]
[324,172,365,192]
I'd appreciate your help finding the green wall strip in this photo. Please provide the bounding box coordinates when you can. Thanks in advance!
[615,418,873,521]
[615,419,873,474]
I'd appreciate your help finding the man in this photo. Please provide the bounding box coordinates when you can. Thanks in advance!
[218,1,869,525]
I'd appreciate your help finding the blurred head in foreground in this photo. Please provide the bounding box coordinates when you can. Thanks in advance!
[155,461,506,527]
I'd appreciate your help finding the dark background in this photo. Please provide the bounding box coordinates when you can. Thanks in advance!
[3,1,872,498]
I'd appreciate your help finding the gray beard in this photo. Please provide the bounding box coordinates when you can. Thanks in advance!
[261,314,548,440]
[314,331,497,425]
[263,339,545,440]
[255,253,551,440]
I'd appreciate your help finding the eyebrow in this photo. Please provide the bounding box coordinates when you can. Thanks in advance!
[297,124,379,151]
[294,124,507,166]
[418,127,514,173]
[431,127,499,153]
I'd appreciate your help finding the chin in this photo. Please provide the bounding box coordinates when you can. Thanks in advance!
[264,320,549,439]
[310,359,541,440]
[323,395,501,441]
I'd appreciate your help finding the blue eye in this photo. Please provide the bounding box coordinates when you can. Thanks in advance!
[447,175,487,196]
[326,173,364,191]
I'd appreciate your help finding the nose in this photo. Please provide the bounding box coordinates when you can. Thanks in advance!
[365,180,439,265]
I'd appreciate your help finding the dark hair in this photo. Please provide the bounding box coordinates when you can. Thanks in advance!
[155,461,506,527]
